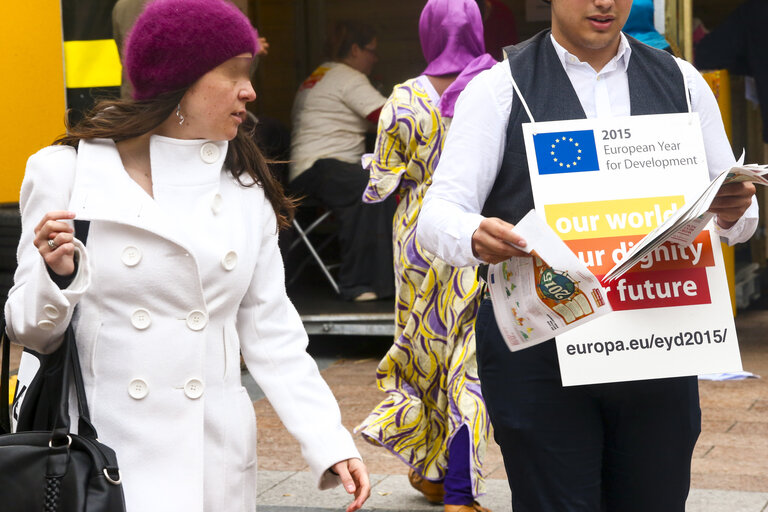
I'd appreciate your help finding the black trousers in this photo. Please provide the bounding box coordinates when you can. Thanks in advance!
[474,299,701,512]
[290,158,395,300]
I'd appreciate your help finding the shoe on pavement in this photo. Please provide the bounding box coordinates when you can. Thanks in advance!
[353,291,378,302]
[444,502,492,512]
[408,469,444,504]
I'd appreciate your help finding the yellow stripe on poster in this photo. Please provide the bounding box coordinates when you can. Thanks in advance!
[64,39,122,88]
[544,196,686,240]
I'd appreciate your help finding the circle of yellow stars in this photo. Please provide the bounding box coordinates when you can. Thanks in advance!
[550,135,582,169]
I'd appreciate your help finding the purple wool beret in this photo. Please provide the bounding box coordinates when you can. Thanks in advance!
[124,0,259,100]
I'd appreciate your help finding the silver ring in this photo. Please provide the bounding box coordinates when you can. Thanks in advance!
[47,239,57,250]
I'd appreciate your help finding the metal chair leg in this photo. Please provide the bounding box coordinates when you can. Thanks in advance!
[290,218,341,295]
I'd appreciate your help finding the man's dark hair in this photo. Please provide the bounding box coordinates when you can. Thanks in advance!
[326,21,377,60]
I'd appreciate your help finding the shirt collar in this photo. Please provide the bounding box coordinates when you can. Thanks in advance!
[550,32,632,73]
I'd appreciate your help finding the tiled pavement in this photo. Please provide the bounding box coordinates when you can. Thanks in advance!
[253,306,768,511]
[4,307,768,510]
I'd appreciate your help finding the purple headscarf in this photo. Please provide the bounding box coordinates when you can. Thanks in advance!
[419,0,498,117]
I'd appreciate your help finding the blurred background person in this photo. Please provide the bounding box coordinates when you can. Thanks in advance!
[354,1,497,511]
[475,0,519,61]
[694,0,768,146]
[289,20,394,302]
[623,0,672,52]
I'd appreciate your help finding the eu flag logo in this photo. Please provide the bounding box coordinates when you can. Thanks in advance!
[533,130,599,175]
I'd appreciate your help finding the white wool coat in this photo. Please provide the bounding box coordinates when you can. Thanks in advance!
[5,137,360,512]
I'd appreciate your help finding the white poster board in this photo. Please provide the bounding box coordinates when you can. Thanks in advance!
[524,113,741,386]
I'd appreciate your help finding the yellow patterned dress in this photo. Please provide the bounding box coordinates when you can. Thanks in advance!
[355,77,489,496]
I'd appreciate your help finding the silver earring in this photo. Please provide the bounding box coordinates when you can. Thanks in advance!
[176,103,185,125]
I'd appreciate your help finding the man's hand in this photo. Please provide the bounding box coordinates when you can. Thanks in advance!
[331,458,371,512]
[471,217,529,264]
[709,182,756,229]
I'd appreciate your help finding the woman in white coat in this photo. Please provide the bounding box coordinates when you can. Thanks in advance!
[4,0,370,510]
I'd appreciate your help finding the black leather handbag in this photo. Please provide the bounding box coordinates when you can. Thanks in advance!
[0,320,127,512]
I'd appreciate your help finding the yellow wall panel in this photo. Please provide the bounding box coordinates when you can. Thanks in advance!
[0,0,66,203]
[64,39,122,89]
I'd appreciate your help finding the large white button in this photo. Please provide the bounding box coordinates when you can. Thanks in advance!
[200,143,220,163]
[128,379,149,399]
[211,193,223,214]
[221,251,238,271]
[186,310,208,331]
[131,309,152,330]
[121,246,142,267]
[184,378,204,399]
[568,55,578,63]
[37,320,56,331]
[43,304,60,319]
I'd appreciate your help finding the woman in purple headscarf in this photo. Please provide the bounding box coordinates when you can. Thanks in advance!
[354,1,497,511]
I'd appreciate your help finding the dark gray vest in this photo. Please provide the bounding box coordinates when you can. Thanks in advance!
[481,31,690,224]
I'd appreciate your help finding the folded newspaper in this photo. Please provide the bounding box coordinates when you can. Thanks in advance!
[603,159,768,282]
[487,210,613,352]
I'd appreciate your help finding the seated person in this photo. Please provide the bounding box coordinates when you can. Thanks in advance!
[289,21,394,302]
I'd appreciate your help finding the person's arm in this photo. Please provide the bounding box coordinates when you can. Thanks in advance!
[365,106,382,124]
[342,71,386,125]
[4,146,91,353]
[676,58,758,244]
[417,62,528,267]
[237,197,364,498]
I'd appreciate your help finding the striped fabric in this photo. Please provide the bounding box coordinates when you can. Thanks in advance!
[356,77,489,497]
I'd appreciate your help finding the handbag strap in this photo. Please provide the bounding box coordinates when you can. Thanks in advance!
[1,319,11,434]
[51,219,97,440]
[69,328,97,439]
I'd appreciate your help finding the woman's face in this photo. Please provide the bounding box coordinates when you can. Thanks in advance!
[162,53,256,141]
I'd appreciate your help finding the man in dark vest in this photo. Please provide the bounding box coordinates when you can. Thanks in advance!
[417,0,758,510]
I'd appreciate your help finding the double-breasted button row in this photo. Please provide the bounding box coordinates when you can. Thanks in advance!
[186,310,208,331]
[37,304,61,330]
[128,378,149,399]
[127,378,205,400]
[130,308,208,331]
[221,251,238,271]
[200,143,220,164]
[211,193,223,215]
[122,246,142,267]
[184,378,204,399]
[131,308,152,330]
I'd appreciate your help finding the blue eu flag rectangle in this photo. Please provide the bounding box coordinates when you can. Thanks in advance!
[533,129,600,175]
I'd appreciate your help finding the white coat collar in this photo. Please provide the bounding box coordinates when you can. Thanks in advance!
[69,136,228,250]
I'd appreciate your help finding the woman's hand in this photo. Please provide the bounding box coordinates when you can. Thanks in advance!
[331,458,371,512]
[34,211,77,276]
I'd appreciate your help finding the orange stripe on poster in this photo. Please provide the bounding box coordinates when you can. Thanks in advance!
[544,196,685,240]
[564,231,714,276]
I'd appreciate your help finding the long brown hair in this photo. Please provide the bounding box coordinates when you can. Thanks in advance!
[54,91,295,229]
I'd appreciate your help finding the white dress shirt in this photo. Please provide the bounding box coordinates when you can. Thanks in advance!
[418,33,759,268]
